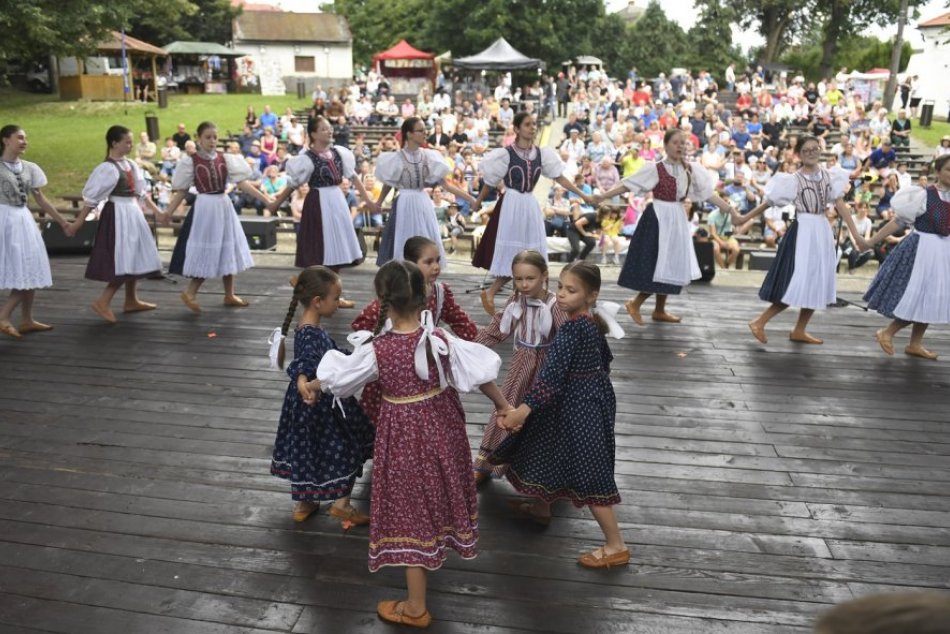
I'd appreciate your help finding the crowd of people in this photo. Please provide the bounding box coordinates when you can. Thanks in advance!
[1,58,949,631]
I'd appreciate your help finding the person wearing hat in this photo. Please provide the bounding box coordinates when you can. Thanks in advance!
[934,135,950,162]
[443,201,467,254]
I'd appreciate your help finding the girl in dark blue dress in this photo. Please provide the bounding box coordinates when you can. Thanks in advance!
[269,266,374,525]
[492,262,629,569]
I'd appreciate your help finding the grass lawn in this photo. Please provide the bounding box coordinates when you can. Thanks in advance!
[0,89,312,200]
[910,117,949,153]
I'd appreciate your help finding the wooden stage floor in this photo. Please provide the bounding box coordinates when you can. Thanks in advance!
[1,257,948,633]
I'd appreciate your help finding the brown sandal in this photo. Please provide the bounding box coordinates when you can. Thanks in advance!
[377,600,432,628]
[577,546,630,569]
[328,503,370,526]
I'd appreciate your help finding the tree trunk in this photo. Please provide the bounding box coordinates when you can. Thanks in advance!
[818,0,846,80]
[883,0,908,110]
[760,7,789,64]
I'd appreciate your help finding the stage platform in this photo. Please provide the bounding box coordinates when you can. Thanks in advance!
[0,258,948,633]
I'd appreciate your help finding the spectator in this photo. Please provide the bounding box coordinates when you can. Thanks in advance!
[230,156,264,214]
[560,129,586,163]
[246,140,267,173]
[259,105,278,131]
[886,107,910,148]
[598,206,625,265]
[497,98,515,130]
[134,131,158,177]
[286,117,306,154]
[619,143,644,178]
[238,125,260,155]
[244,105,259,130]
[543,185,571,236]
[159,137,181,177]
[426,121,450,148]
[332,115,351,149]
[172,123,191,151]
[935,135,950,162]
[593,156,620,200]
[443,202,467,254]
[259,127,279,166]
[706,202,740,269]
[762,203,790,248]
[260,165,287,215]
[857,139,897,178]
[288,183,307,233]
[566,203,600,262]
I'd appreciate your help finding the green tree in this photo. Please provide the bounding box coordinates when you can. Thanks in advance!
[625,0,689,78]
[703,0,813,64]
[685,0,744,78]
[813,0,927,80]
[321,0,428,68]
[128,0,241,46]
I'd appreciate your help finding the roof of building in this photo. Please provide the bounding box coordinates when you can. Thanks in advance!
[918,11,950,28]
[233,11,351,43]
[99,31,167,57]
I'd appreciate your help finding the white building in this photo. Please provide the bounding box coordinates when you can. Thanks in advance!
[904,11,950,120]
[232,8,353,96]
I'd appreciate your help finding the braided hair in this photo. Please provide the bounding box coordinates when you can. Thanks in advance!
[510,249,548,301]
[277,265,340,368]
[372,260,427,336]
[561,261,608,335]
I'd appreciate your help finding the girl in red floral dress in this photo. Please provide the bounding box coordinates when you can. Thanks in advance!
[318,260,509,628]
[351,236,477,423]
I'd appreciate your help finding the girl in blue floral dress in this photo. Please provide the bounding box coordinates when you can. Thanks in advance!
[492,262,630,569]
[269,266,374,525]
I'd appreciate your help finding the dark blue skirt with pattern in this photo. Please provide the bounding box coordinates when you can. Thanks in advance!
[617,204,682,295]
[863,232,920,319]
[758,218,799,304]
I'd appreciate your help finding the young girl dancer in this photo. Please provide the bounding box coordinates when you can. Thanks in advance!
[166,121,271,313]
[351,236,478,423]
[318,260,509,628]
[862,153,950,360]
[374,117,475,268]
[471,112,593,315]
[267,116,378,308]
[493,262,628,569]
[473,250,566,484]
[596,128,734,325]
[66,125,164,323]
[269,266,375,524]
[0,125,70,338]
[733,135,865,344]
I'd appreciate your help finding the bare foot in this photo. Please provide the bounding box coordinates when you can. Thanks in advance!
[123,301,157,313]
[16,321,53,334]
[223,295,249,307]
[180,292,201,314]
[748,320,767,344]
[651,311,682,323]
[0,321,22,339]
[480,290,495,316]
[905,344,938,360]
[625,298,644,326]
[789,331,823,344]
[90,301,117,323]
[875,329,894,355]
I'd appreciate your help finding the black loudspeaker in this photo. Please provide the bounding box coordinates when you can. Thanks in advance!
[749,250,777,271]
[42,219,98,255]
[693,240,715,282]
[241,217,278,250]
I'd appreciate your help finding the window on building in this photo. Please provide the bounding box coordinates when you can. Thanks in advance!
[294,56,315,73]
